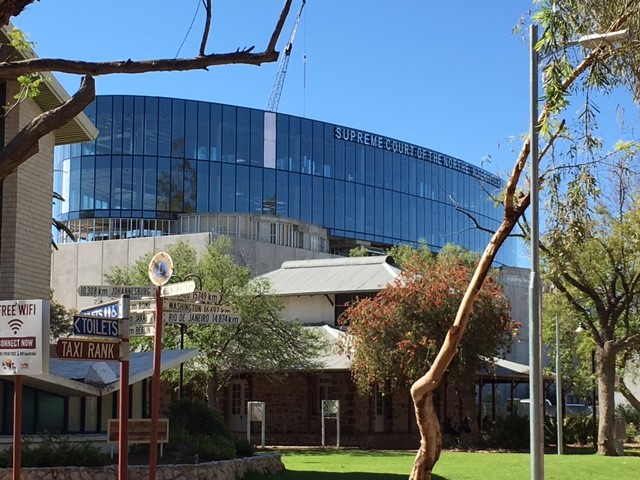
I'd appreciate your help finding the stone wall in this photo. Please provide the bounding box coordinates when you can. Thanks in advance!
[0,453,283,480]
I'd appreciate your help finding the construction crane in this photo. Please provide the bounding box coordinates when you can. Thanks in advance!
[266,0,306,112]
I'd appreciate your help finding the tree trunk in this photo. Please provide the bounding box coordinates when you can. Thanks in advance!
[407,215,522,479]
[409,392,442,480]
[207,373,220,410]
[597,341,618,455]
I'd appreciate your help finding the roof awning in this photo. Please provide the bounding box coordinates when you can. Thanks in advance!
[12,349,199,397]
[480,357,554,381]
[0,24,98,145]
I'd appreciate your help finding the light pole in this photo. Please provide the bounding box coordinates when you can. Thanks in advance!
[529,24,544,480]
[528,24,628,480]
[555,316,563,455]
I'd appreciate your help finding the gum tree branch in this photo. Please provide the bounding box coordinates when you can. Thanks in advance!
[0,75,95,181]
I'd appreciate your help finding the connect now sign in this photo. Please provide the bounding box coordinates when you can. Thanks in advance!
[0,300,49,375]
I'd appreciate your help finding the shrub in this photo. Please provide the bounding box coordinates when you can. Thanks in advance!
[194,435,236,461]
[168,398,232,439]
[616,403,640,425]
[167,398,239,461]
[0,435,106,467]
[481,414,529,450]
[564,414,594,445]
[234,437,255,457]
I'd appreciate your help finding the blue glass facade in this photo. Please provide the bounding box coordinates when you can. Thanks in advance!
[54,95,516,265]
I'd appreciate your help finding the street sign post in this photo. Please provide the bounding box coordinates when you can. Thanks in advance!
[77,285,155,299]
[130,299,156,313]
[163,300,234,314]
[129,312,154,324]
[55,338,124,361]
[130,323,155,337]
[160,280,196,298]
[163,311,242,325]
[172,290,221,304]
[73,314,121,338]
[80,300,120,318]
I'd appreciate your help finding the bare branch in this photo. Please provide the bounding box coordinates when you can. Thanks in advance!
[199,0,212,57]
[267,0,294,53]
[0,51,277,79]
[0,0,34,28]
[454,206,498,236]
[0,75,95,182]
[0,0,296,80]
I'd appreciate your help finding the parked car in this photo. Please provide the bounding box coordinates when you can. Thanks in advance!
[517,398,555,417]
[566,403,593,416]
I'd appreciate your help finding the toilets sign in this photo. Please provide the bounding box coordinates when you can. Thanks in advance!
[0,300,49,375]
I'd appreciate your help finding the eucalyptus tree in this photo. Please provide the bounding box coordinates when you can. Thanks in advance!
[542,154,640,455]
[105,238,326,408]
[407,2,640,478]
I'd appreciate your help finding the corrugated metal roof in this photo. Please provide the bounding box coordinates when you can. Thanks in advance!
[314,325,351,370]
[261,255,400,296]
[20,349,198,397]
[0,24,98,145]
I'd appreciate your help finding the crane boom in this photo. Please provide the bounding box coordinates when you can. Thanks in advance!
[266,0,306,112]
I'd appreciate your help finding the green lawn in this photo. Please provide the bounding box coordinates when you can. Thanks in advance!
[246,449,640,480]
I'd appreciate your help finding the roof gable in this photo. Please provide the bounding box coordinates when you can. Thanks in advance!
[260,255,400,296]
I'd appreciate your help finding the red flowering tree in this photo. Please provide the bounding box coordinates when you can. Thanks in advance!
[342,247,514,434]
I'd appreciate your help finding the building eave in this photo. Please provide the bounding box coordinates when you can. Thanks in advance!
[0,23,98,145]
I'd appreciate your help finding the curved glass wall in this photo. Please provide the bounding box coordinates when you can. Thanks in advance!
[54,95,516,265]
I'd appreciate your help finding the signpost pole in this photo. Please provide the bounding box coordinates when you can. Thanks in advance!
[149,285,163,480]
[118,295,130,480]
[12,375,22,480]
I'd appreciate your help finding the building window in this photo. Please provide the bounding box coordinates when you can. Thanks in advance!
[317,375,331,413]
[269,222,300,248]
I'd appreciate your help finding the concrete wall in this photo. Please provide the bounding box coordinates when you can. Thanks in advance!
[0,83,54,301]
[51,233,335,311]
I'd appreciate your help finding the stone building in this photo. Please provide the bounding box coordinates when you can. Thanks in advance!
[219,257,531,448]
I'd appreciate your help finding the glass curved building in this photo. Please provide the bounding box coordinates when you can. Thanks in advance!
[54,95,516,265]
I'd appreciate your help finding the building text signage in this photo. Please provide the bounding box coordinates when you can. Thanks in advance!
[334,126,501,188]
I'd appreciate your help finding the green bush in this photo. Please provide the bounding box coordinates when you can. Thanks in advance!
[234,436,255,457]
[481,414,529,450]
[0,435,106,468]
[625,422,640,442]
[194,435,236,461]
[563,414,594,445]
[616,404,640,424]
[167,398,240,461]
[168,398,232,439]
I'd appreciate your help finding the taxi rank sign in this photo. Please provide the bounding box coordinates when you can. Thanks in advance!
[0,300,49,375]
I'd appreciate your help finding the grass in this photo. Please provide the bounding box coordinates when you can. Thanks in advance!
[245,448,640,480]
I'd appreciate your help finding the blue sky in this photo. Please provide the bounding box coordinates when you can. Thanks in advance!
[15,0,639,238]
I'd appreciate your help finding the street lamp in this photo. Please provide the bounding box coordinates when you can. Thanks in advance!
[171,273,203,398]
[528,24,628,480]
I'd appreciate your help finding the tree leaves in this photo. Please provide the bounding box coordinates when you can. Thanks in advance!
[343,247,513,395]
